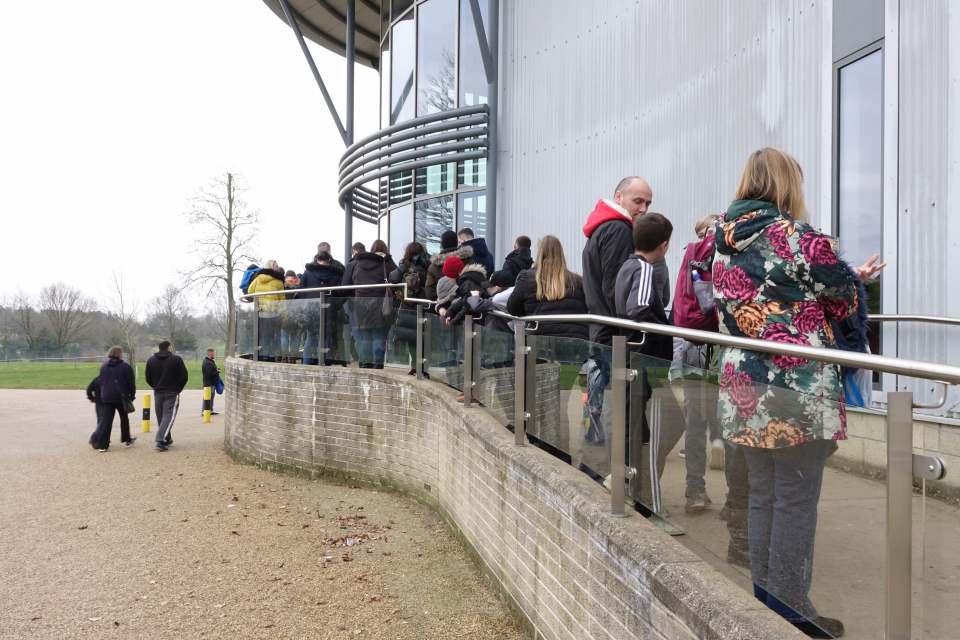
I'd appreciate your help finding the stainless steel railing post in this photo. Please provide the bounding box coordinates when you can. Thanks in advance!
[252,298,260,361]
[886,391,913,640]
[513,320,527,446]
[415,304,425,380]
[463,314,474,407]
[611,336,627,517]
[525,335,537,440]
[317,291,326,367]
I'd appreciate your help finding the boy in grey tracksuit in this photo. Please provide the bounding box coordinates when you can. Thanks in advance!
[614,213,682,515]
[145,341,189,451]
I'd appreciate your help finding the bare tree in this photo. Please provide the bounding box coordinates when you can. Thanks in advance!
[11,293,42,352]
[38,283,98,353]
[185,172,258,355]
[151,284,190,343]
[108,272,141,366]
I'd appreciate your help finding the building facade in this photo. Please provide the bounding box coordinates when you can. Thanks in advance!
[263,0,960,414]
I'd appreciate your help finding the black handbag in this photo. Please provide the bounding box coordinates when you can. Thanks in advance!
[123,398,136,414]
[381,262,395,320]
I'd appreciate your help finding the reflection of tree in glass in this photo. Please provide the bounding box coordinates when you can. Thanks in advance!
[415,197,454,255]
[419,49,455,114]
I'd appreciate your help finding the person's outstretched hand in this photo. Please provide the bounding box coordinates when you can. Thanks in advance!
[855,253,887,281]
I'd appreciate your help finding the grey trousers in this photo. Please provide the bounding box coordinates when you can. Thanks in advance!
[154,392,180,447]
[742,439,834,621]
[680,379,720,494]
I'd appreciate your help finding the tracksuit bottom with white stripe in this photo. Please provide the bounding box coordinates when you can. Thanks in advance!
[154,392,180,448]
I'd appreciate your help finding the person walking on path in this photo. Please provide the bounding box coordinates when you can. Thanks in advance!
[201,348,221,415]
[89,346,136,451]
[146,341,188,452]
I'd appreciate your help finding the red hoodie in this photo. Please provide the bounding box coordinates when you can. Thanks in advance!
[582,199,632,238]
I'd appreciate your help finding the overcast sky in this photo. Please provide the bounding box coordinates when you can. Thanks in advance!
[0,1,379,312]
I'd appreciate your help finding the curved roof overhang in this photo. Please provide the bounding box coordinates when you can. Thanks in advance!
[262,0,382,69]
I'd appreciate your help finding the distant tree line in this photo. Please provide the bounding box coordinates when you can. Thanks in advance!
[0,281,225,362]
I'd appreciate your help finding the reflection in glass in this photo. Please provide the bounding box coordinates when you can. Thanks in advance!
[837,49,883,375]
[415,195,454,255]
[390,11,415,124]
[458,157,486,188]
[391,0,414,20]
[415,162,456,195]
[458,0,489,107]
[389,204,413,255]
[417,0,457,115]
[389,171,413,205]
[457,192,487,239]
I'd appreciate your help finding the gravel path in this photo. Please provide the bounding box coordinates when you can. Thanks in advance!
[0,390,526,640]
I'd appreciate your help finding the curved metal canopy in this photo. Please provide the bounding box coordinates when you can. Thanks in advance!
[262,0,382,69]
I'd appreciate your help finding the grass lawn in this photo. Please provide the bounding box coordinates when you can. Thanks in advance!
[0,360,207,390]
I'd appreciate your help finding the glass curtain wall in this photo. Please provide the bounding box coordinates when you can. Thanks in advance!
[378,0,489,253]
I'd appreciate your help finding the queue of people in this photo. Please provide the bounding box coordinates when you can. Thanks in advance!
[233,146,882,638]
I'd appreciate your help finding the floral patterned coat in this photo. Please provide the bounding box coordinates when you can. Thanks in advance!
[713,199,858,449]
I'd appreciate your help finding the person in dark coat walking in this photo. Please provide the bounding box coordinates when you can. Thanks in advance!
[457,228,495,276]
[425,231,473,300]
[499,235,533,286]
[507,235,588,340]
[299,251,346,365]
[89,346,136,451]
[342,240,398,368]
[201,348,221,415]
[145,341,188,451]
[86,376,103,429]
[389,242,431,374]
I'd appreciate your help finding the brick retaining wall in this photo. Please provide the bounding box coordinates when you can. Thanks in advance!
[224,358,800,640]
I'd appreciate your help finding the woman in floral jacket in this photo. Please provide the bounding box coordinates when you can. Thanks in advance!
[714,148,878,639]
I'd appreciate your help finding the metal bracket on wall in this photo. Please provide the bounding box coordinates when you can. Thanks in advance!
[913,454,947,481]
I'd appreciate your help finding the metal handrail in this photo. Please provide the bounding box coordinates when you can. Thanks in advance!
[869,314,960,327]
[488,311,960,385]
[239,282,405,302]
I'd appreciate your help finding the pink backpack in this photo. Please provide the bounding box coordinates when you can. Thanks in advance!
[672,232,719,334]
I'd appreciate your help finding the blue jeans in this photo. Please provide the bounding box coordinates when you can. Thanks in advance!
[742,439,835,621]
[355,327,389,367]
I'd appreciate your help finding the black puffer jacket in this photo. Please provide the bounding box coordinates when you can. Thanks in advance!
[145,350,188,394]
[98,357,135,405]
[500,247,533,285]
[425,245,473,300]
[445,263,488,324]
[507,268,589,340]
[342,252,398,330]
[298,261,344,297]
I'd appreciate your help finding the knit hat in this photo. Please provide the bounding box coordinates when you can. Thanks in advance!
[442,255,464,279]
[489,269,514,289]
[440,230,458,251]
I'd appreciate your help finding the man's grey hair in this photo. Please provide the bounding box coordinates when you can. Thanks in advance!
[317,241,331,253]
[614,176,643,195]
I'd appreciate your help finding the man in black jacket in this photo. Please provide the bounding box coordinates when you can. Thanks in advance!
[201,348,221,415]
[499,235,533,286]
[145,341,188,451]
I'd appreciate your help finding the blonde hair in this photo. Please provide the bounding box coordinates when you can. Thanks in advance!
[694,213,721,239]
[263,259,280,271]
[534,235,571,302]
[735,148,807,220]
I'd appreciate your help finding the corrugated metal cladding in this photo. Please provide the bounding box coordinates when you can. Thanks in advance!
[897,1,960,412]
[496,0,827,282]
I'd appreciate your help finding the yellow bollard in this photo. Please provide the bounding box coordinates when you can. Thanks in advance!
[202,386,212,423]
[141,393,151,433]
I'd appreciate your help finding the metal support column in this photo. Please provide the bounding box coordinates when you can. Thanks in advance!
[885,392,913,640]
[463,314,474,407]
[344,0,356,264]
[513,321,527,446]
[317,291,327,366]
[415,305,425,380]
[485,0,498,257]
[610,336,627,517]
[252,298,260,361]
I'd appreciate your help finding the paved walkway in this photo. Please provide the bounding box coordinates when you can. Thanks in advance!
[0,390,525,640]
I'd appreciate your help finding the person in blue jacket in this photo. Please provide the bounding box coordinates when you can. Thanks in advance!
[457,228,495,276]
